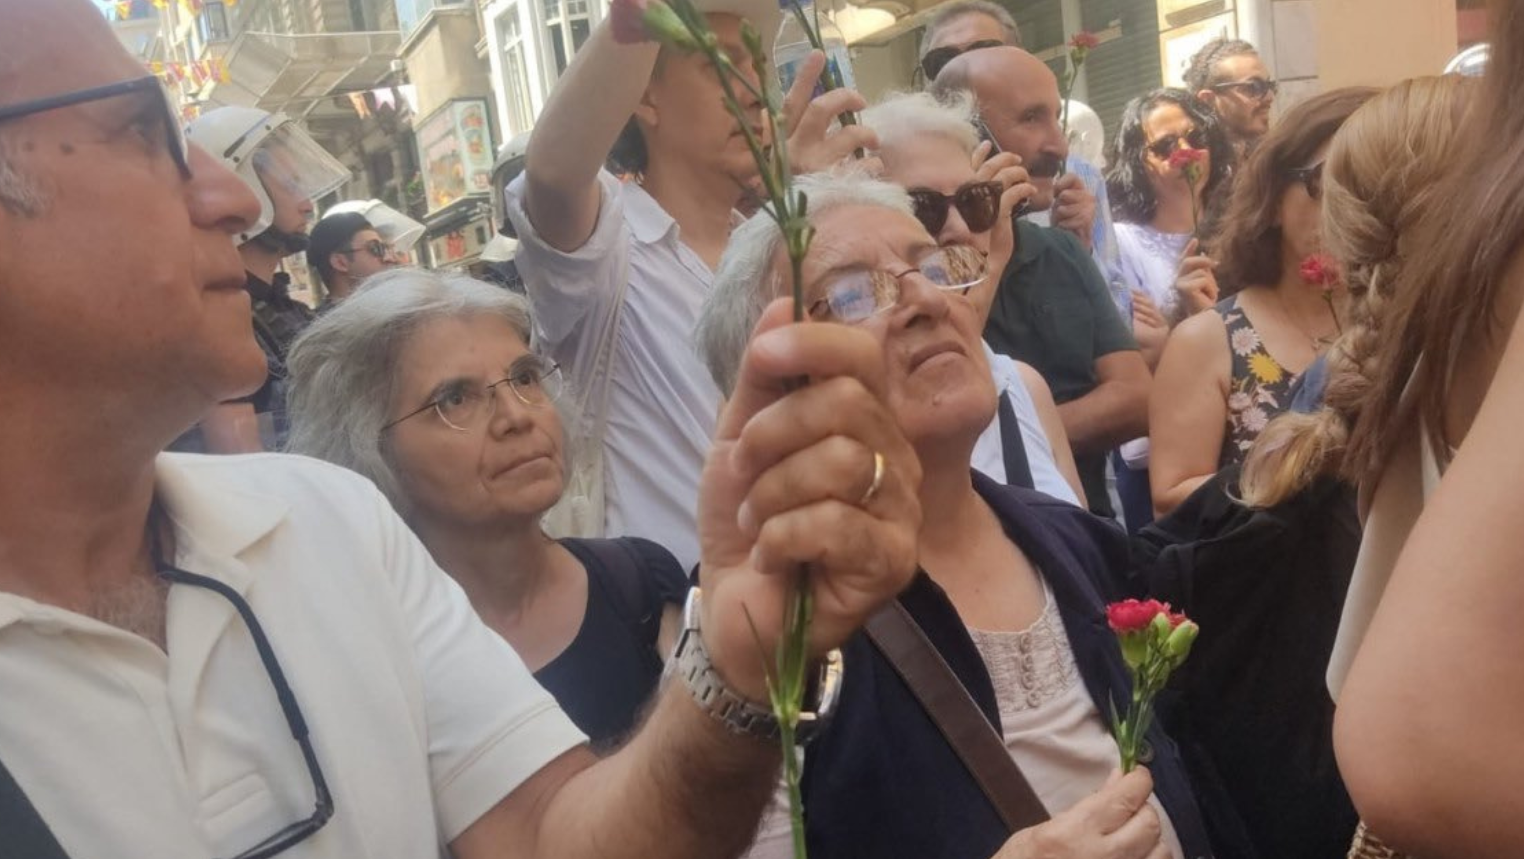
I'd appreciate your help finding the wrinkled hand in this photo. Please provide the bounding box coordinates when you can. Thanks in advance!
[1050,172,1096,250]
[992,769,1170,859]
[696,299,922,702]
[1131,290,1169,369]
[1173,238,1218,314]
[782,50,880,175]
[968,141,1035,321]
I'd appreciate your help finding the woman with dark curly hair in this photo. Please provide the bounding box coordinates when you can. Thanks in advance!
[1106,88,1235,364]
[1147,87,1377,516]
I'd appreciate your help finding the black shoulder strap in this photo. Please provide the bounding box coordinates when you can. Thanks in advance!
[0,756,70,859]
[564,538,662,649]
[998,392,1036,490]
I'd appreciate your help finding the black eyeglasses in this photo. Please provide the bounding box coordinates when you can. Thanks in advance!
[1287,161,1324,199]
[1210,77,1279,100]
[339,238,395,262]
[920,39,1005,82]
[1146,127,1210,160]
[908,181,1003,237]
[0,76,191,179]
[150,520,333,858]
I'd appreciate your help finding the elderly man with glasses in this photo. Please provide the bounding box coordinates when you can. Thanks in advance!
[0,2,923,858]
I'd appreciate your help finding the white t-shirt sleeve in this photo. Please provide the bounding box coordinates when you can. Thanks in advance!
[375,490,588,841]
[503,170,630,351]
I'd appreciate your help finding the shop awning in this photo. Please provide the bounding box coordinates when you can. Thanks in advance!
[209,30,401,113]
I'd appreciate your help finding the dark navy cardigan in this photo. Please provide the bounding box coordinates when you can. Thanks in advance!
[800,472,1213,859]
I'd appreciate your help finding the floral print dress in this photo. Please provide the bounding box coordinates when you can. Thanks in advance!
[1217,298,1300,468]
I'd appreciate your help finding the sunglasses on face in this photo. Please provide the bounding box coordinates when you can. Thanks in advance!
[1211,77,1279,100]
[908,181,1003,237]
[920,39,1005,82]
[340,239,395,262]
[1145,127,1209,160]
[1287,161,1324,199]
[0,75,191,179]
[808,245,988,325]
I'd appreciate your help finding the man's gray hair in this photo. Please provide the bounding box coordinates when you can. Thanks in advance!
[919,0,1021,58]
[861,90,979,157]
[695,170,914,397]
[285,267,535,507]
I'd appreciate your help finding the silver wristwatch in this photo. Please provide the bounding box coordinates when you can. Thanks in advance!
[667,587,843,743]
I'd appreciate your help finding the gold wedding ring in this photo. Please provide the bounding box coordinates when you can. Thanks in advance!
[858,451,887,507]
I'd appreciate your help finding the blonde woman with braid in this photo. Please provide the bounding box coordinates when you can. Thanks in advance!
[1242,4,1523,851]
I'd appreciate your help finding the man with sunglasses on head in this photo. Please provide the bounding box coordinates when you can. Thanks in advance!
[935,47,1151,522]
[0,2,922,859]
[306,211,400,312]
[168,105,351,453]
[1184,37,1277,162]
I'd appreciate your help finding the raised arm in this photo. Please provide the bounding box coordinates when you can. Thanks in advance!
[522,24,660,252]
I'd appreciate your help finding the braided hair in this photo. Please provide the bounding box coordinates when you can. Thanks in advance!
[1183,38,1258,93]
[1239,75,1474,508]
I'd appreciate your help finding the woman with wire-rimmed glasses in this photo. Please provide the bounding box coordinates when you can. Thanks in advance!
[285,269,688,751]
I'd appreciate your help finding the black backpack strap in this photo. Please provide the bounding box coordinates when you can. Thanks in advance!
[998,392,1036,490]
[561,538,677,662]
[0,756,70,859]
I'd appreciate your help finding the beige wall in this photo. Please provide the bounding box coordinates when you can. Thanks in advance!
[402,9,495,120]
[1314,0,1457,88]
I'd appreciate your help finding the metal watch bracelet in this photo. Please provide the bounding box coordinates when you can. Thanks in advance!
[667,587,843,743]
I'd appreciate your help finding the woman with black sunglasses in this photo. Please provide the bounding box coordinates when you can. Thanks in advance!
[1101,90,1234,531]
[859,90,1086,509]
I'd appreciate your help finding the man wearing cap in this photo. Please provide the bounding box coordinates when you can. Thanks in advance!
[173,105,352,453]
[307,212,400,312]
[506,1,875,565]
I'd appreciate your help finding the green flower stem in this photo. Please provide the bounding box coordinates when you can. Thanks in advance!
[654,5,817,855]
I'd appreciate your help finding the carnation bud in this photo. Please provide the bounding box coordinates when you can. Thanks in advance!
[1165,620,1199,667]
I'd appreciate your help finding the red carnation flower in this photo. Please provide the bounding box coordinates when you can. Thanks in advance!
[1299,252,1340,287]
[1069,31,1101,51]
[1167,147,1208,170]
[1107,598,1171,633]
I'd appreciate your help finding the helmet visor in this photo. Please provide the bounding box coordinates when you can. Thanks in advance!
[250,122,350,210]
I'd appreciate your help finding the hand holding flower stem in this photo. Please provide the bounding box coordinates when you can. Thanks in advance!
[612,0,822,854]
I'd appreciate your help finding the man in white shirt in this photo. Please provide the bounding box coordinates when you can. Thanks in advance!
[507,2,876,567]
[0,1,922,856]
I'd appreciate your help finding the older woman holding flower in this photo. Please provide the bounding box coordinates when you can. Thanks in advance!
[285,270,687,751]
[860,90,1084,506]
[698,171,1211,859]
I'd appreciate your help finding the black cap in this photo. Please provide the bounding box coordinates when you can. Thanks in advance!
[306,212,375,282]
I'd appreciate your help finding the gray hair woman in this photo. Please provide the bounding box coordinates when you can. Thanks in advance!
[697,171,1211,859]
[286,268,686,751]
[858,90,1084,507]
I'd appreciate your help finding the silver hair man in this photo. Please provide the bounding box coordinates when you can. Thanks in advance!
[859,90,979,156]
[695,170,914,397]
[285,268,537,506]
[919,0,1021,58]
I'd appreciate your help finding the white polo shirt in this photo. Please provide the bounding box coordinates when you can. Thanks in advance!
[0,453,586,858]
[506,171,723,571]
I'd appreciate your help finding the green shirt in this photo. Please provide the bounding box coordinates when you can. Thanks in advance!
[984,222,1138,515]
